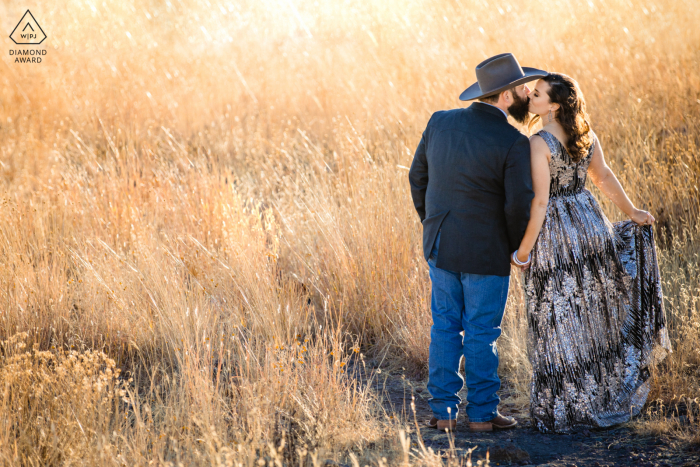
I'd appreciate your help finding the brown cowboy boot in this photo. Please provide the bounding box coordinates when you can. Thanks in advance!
[425,416,457,432]
[469,412,517,432]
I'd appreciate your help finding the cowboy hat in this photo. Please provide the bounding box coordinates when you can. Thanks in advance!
[459,53,548,101]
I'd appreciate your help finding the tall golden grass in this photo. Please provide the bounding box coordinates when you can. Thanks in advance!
[1,0,699,464]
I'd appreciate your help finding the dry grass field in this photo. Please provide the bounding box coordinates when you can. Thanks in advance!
[0,0,699,465]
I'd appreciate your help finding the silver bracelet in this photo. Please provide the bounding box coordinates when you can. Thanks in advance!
[512,250,531,266]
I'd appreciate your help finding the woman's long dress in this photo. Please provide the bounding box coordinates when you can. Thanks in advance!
[524,129,671,434]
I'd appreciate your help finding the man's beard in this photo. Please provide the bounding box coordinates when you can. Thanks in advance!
[508,92,530,124]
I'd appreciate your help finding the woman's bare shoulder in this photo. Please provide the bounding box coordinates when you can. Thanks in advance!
[529,133,551,153]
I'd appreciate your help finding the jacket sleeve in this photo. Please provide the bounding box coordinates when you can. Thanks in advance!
[408,116,432,222]
[503,134,535,252]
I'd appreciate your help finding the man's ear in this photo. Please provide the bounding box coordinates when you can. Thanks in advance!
[501,90,512,105]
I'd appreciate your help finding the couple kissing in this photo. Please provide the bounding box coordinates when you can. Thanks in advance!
[408,53,671,434]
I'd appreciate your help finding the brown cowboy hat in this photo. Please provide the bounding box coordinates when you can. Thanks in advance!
[459,53,548,101]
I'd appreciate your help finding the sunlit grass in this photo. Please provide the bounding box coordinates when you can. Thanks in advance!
[1,0,699,464]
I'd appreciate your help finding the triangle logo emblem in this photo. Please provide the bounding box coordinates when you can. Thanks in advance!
[10,10,47,45]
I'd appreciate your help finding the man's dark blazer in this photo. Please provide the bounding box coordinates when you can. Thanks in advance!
[408,102,534,277]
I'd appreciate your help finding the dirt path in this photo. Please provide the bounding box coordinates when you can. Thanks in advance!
[354,364,697,467]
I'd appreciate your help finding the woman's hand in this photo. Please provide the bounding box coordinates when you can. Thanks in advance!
[516,250,530,264]
[511,250,531,269]
[630,209,655,226]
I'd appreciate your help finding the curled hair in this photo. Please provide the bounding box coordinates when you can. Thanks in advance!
[529,73,593,163]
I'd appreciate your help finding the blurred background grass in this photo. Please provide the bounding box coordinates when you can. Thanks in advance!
[0,0,699,464]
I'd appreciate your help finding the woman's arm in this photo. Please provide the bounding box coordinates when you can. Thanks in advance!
[587,135,655,225]
[514,135,551,264]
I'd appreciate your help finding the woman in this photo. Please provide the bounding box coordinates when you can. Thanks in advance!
[512,73,671,433]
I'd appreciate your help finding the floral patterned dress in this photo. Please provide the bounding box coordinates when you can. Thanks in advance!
[523,129,671,433]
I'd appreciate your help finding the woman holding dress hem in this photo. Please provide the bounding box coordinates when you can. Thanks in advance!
[513,72,671,433]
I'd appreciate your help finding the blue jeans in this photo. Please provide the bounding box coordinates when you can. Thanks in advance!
[427,231,510,422]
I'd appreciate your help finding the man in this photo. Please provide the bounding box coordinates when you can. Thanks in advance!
[408,53,545,432]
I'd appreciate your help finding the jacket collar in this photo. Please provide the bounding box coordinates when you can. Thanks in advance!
[470,102,509,121]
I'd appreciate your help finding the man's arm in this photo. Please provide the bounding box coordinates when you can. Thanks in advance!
[504,134,535,252]
[408,118,431,222]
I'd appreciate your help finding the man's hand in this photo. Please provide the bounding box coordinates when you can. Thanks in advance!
[510,254,521,268]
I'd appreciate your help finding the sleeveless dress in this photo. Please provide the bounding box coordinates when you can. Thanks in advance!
[523,129,671,434]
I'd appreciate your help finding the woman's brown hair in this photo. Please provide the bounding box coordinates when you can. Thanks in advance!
[529,73,593,163]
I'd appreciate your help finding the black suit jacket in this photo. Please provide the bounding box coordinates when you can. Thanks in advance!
[408,102,534,276]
